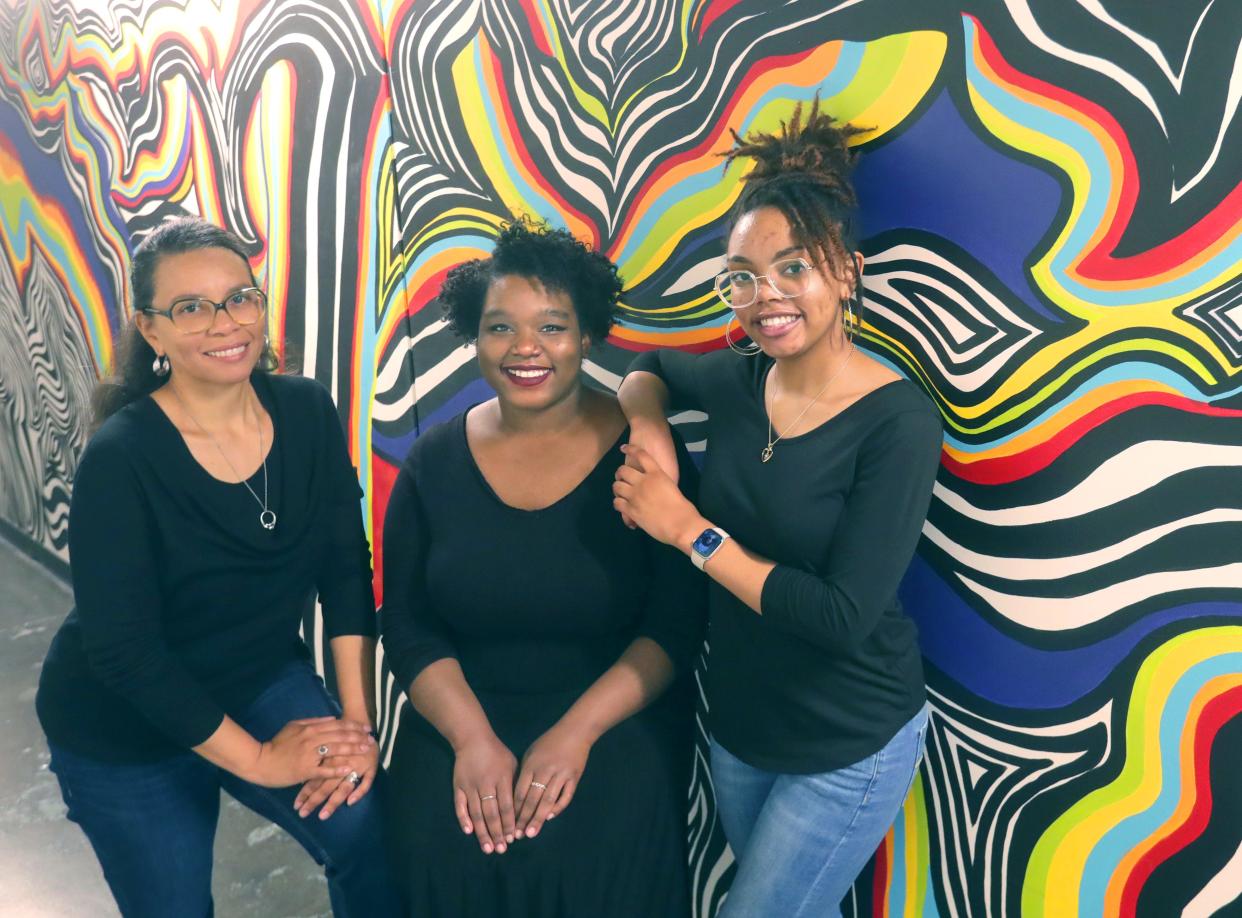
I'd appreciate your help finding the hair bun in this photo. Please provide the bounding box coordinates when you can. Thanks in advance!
[724,95,867,191]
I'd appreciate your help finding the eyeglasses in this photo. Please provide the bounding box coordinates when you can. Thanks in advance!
[714,257,815,310]
[141,287,267,333]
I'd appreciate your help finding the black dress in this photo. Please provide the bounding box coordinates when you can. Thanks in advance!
[380,411,705,917]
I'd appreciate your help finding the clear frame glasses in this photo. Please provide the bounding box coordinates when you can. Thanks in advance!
[141,287,267,333]
[714,257,814,309]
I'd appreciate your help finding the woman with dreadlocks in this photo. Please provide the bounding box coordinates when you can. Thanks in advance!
[611,98,943,917]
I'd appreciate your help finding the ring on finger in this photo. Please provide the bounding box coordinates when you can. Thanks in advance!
[480,793,498,801]
[316,744,329,757]
[346,771,361,787]
[530,781,547,790]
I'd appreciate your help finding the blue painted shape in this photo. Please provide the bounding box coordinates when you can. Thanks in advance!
[370,376,495,463]
[901,553,1242,709]
[854,90,1064,321]
[0,104,121,327]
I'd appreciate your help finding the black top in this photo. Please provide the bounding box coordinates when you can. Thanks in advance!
[37,373,376,763]
[630,348,942,773]
[380,411,704,916]
[381,411,706,707]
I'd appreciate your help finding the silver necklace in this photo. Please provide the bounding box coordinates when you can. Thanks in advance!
[762,345,856,463]
[170,385,276,530]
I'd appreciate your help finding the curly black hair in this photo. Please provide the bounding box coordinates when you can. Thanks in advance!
[439,217,623,344]
[723,95,868,298]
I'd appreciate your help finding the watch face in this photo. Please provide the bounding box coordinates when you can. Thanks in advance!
[693,529,724,555]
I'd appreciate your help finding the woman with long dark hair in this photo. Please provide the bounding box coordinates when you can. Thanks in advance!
[612,99,943,917]
[36,216,401,917]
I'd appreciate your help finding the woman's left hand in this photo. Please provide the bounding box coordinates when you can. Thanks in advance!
[513,723,593,839]
[294,731,380,820]
[613,444,704,548]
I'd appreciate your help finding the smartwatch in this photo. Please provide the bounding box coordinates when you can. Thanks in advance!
[690,527,730,570]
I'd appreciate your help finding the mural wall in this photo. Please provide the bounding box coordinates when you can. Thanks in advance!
[2,1,1239,915]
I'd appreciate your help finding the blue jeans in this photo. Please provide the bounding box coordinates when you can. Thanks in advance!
[710,706,929,918]
[48,661,403,918]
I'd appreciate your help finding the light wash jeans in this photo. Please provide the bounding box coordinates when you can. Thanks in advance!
[711,705,930,918]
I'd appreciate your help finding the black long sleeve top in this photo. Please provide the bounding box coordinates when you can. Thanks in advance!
[630,348,943,773]
[380,413,706,711]
[36,373,376,763]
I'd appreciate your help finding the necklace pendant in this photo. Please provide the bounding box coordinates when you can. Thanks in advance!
[259,509,277,530]
[760,445,774,463]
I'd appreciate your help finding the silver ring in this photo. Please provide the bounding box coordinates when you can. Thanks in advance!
[480,793,498,801]
[316,744,329,757]
[346,771,361,787]
[530,781,547,790]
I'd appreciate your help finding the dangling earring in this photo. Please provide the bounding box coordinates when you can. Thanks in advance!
[725,313,762,357]
[152,353,170,376]
[844,290,864,340]
[846,256,864,342]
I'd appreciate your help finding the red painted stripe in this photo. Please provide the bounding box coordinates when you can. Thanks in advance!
[942,392,1242,486]
[409,264,451,313]
[871,835,890,917]
[486,43,596,247]
[110,148,189,207]
[611,45,819,252]
[971,21,1135,272]
[370,455,399,607]
[971,18,1241,283]
[1117,685,1242,918]
[375,263,452,357]
[698,0,747,40]
[608,331,731,354]
[517,0,554,57]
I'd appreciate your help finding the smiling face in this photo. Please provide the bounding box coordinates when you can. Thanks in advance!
[727,206,858,362]
[137,246,265,389]
[475,274,590,412]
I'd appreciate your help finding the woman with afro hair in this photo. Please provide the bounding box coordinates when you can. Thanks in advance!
[613,98,943,917]
[381,218,705,916]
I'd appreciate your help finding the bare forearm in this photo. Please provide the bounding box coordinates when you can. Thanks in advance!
[556,637,676,743]
[329,635,377,727]
[409,658,498,752]
[193,716,263,782]
[196,702,373,790]
[673,516,774,615]
[618,371,669,423]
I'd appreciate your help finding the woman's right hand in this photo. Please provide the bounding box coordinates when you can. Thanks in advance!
[251,716,374,788]
[453,733,518,854]
[619,418,678,529]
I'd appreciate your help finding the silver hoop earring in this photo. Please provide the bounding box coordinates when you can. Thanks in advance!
[725,313,762,357]
[844,297,859,341]
[152,353,170,376]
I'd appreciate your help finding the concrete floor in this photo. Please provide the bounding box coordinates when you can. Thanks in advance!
[0,534,333,918]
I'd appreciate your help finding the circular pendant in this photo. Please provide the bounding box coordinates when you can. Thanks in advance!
[259,509,277,530]
[760,445,774,463]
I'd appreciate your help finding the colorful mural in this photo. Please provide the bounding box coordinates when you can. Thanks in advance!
[1,1,1239,915]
